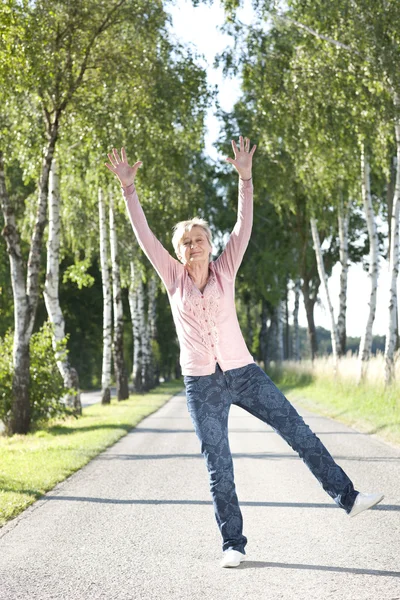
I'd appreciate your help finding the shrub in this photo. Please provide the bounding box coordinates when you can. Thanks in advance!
[0,322,70,432]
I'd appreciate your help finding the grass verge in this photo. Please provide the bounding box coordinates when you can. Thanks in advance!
[268,364,400,448]
[0,380,183,527]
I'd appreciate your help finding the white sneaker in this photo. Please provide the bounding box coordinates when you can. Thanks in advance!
[220,548,246,568]
[349,492,384,518]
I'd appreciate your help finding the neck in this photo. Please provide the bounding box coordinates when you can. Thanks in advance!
[186,259,210,283]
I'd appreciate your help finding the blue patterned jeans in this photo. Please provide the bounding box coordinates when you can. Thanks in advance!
[184,362,358,553]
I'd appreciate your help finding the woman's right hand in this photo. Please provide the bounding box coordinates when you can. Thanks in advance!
[105,147,142,188]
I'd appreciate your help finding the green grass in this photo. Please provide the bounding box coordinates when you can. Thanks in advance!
[269,365,400,447]
[0,380,183,527]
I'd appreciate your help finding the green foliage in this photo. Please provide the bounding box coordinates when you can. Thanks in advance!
[62,259,95,290]
[0,330,13,422]
[0,322,68,430]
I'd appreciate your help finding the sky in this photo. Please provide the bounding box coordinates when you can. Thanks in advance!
[167,0,397,338]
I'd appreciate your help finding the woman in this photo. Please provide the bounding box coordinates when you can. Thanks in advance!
[105,138,383,569]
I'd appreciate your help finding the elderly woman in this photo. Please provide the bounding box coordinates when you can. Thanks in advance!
[105,138,383,568]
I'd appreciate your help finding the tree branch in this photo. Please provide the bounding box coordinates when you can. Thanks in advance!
[59,0,127,112]
[275,14,363,57]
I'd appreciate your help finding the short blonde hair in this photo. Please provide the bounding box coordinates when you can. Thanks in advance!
[172,217,212,258]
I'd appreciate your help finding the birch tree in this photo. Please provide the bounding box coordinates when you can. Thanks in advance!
[98,188,112,404]
[292,279,301,361]
[384,101,400,385]
[43,159,82,413]
[310,217,340,367]
[128,261,143,392]
[147,273,159,386]
[337,193,350,356]
[109,191,129,400]
[128,262,141,391]
[358,146,379,381]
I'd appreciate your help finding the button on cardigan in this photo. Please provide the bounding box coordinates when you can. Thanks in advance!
[122,178,255,376]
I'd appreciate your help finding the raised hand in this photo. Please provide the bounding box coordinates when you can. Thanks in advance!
[226,136,256,180]
[105,147,142,188]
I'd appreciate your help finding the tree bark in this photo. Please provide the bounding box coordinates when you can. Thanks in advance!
[129,261,143,392]
[337,193,349,357]
[259,298,268,368]
[284,285,290,359]
[109,192,129,400]
[384,96,400,386]
[44,158,81,414]
[277,300,284,363]
[292,279,301,361]
[0,151,31,434]
[310,217,339,367]
[301,279,318,361]
[1,122,59,433]
[98,188,112,404]
[147,273,159,386]
[358,146,379,382]
[139,279,153,391]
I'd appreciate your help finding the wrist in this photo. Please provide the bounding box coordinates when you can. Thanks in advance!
[239,174,252,181]
[121,179,135,189]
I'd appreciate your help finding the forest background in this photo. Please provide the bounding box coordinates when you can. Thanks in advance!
[1,0,400,441]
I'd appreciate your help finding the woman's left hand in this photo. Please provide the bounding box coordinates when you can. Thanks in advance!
[226,136,256,180]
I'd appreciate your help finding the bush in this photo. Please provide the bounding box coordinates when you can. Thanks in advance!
[0,322,70,431]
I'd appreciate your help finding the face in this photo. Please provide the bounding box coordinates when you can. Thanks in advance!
[178,226,212,265]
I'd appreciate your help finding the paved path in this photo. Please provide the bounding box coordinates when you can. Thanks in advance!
[1,390,399,600]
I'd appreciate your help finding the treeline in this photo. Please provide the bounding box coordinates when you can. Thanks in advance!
[217,0,400,384]
[2,0,400,436]
[0,0,213,434]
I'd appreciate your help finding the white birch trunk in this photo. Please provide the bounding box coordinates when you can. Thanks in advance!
[337,195,349,357]
[310,217,339,367]
[109,192,129,400]
[147,274,158,385]
[98,187,112,404]
[129,261,142,390]
[277,300,284,363]
[139,279,152,390]
[0,151,31,433]
[148,275,157,340]
[1,126,58,433]
[43,159,82,413]
[358,146,379,382]
[384,97,400,386]
[292,279,301,361]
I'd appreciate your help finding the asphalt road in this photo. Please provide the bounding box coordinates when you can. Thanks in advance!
[1,390,399,600]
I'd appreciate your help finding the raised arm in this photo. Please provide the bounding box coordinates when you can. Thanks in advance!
[105,148,181,289]
[215,136,257,279]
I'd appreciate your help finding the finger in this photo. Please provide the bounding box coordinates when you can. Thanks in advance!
[250,144,257,157]
[245,137,250,152]
[107,153,117,168]
[132,161,143,175]
[231,139,238,156]
[121,147,127,163]
[226,157,235,164]
[112,148,121,164]
[105,163,116,172]
[239,135,244,152]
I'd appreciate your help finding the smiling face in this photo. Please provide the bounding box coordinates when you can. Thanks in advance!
[177,225,213,265]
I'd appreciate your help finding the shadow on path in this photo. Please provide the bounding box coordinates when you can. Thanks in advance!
[241,561,400,577]
[94,451,400,462]
[44,496,399,511]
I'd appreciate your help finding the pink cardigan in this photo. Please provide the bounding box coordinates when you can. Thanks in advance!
[122,179,255,376]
